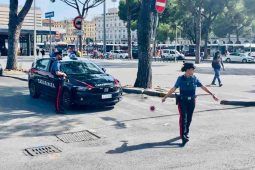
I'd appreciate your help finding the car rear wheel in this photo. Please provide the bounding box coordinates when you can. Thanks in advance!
[29,81,40,98]
[62,90,73,110]
[242,59,247,63]
[0,69,3,76]
[226,58,231,63]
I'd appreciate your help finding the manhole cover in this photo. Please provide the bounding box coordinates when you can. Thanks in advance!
[56,130,100,143]
[24,145,61,156]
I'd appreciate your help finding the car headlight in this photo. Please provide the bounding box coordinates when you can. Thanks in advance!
[77,86,90,91]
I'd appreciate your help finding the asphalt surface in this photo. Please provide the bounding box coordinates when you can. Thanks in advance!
[1,75,255,169]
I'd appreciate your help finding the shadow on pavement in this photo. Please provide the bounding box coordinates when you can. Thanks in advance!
[196,106,250,113]
[101,117,127,129]
[0,86,111,139]
[106,137,182,154]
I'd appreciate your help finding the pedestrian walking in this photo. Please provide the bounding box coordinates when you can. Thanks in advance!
[20,47,23,55]
[51,51,67,114]
[162,62,219,146]
[36,48,39,56]
[41,48,45,57]
[211,51,225,87]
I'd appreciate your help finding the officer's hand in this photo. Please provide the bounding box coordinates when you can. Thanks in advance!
[162,98,166,103]
[212,95,219,102]
[63,73,67,77]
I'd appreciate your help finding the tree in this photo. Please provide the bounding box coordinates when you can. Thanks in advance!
[178,0,204,63]
[156,23,175,43]
[212,0,254,44]
[6,0,34,70]
[134,0,154,88]
[119,0,139,59]
[85,37,93,44]
[53,0,104,52]
[202,0,228,58]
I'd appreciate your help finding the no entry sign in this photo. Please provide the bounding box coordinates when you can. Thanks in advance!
[155,0,167,13]
[73,16,83,30]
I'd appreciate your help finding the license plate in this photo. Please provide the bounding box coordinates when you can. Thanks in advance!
[102,94,112,99]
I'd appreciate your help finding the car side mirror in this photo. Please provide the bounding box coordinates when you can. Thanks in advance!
[102,68,106,72]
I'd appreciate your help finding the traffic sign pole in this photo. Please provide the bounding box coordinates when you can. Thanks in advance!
[45,11,54,54]
[50,17,52,54]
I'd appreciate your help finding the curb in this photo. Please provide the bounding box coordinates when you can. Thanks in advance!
[220,100,255,107]
[122,87,175,98]
[2,75,28,82]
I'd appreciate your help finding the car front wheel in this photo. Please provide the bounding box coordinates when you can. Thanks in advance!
[29,81,40,98]
[226,58,231,63]
[62,89,73,110]
[242,59,247,63]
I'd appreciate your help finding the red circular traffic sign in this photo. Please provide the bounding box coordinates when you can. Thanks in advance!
[73,16,83,30]
[155,0,167,13]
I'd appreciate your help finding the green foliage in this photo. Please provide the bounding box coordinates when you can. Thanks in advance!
[118,0,139,22]
[118,0,255,42]
[213,0,255,39]
[156,23,174,43]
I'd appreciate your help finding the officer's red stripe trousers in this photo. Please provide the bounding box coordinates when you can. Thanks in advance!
[56,85,63,112]
[177,103,183,137]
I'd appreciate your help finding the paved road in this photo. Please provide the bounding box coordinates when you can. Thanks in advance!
[1,75,255,169]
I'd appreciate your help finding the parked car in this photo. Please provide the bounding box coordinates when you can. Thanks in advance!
[28,57,122,109]
[161,49,185,60]
[110,50,129,59]
[104,52,113,59]
[0,64,3,76]
[222,52,254,63]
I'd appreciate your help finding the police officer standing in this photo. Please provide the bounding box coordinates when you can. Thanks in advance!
[162,62,219,146]
[51,51,67,113]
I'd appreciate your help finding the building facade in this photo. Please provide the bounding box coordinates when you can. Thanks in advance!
[84,20,96,42]
[42,19,65,42]
[95,8,137,44]
[0,4,42,28]
[0,4,61,56]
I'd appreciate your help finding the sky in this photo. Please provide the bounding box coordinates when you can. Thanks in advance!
[1,0,120,21]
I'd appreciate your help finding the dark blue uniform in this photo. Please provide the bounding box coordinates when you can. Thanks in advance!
[174,75,203,140]
[51,59,64,113]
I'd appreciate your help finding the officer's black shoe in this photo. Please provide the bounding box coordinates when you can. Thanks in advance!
[56,109,65,114]
[184,134,189,139]
[181,136,189,147]
[219,84,223,87]
[211,83,216,85]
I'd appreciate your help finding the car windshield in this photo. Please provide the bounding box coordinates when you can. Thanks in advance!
[61,61,103,75]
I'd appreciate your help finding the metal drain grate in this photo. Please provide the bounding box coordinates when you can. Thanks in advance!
[24,145,61,156]
[56,130,100,143]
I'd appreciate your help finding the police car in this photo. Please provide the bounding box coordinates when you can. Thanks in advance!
[28,57,122,108]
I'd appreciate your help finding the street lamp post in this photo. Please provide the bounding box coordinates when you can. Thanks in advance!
[250,27,253,53]
[33,0,36,59]
[103,1,106,54]
[112,0,117,52]
[195,6,204,64]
